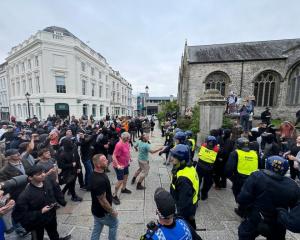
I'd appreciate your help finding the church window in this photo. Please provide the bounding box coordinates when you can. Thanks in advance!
[204,72,228,96]
[287,64,300,105]
[253,71,279,107]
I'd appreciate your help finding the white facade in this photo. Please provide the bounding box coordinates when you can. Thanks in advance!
[0,62,9,108]
[5,26,133,121]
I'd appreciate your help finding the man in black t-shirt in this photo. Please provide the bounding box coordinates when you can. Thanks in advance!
[90,154,118,240]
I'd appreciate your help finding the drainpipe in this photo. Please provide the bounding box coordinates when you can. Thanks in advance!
[240,61,244,97]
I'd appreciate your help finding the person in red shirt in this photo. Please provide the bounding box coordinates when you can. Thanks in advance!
[196,136,219,200]
[111,132,131,205]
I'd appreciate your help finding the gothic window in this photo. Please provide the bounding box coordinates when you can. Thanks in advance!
[204,72,228,96]
[287,64,300,105]
[253,71,279,107]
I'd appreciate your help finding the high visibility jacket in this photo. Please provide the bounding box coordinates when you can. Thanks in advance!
[171,166,199,204]
[198,145,218,164]
[187,138,195,152]
[236,149,258,176]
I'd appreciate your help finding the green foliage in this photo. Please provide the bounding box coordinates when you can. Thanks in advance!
[222,115,234,129]
[177,106,200,134]
[157,101,179,123]
[271,119,282,127]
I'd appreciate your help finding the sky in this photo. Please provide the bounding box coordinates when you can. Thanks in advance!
[1,0,300,96]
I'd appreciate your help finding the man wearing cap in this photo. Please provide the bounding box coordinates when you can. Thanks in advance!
[169,144,199,229]
[140,187,202,240]
[12,165,70,240]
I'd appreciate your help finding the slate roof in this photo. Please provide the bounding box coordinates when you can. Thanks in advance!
[187,38,300,63]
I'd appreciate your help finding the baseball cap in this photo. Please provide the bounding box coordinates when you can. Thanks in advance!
[27,165,44,177]
[5,149,19,157]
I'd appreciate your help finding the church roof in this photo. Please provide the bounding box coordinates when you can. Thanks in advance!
[187,38,300,63]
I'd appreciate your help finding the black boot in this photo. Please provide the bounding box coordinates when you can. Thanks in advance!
[136,182,146,190]
[131,177,136,184]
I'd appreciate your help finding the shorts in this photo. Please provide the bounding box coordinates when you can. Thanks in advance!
[114,166,129,181]
[138,160,150,178]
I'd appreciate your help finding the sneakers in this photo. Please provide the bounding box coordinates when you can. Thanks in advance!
[131,177,136,185]
[112,195,121,205]
[136,182,146,190]
[71,195,83,202]
[121,188,132,194]
[59,234,72,240]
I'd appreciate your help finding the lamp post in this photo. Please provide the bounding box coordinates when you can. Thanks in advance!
[145,85,149,116]
[25,92,31,119]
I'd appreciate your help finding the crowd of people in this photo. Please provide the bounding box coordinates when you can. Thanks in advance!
[0,114,157,240]
[0,110,300,239]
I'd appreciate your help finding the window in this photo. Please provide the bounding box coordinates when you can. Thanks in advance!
[30,103,34,117]
[28,59,31,69]
[82,80,87,95]
[106,107,109,115]
[254,71,279,107]
[22,62,25,72]
[35,56,39,67]
[204,72,228,96]
[92,104,96,117]
[36,103,41,119]
[287,64,300,105]
[13,104,16,116]
[99,71,102,79]
[12,82,15,96]
[36,76,40,93]
[106,87,109,98]
[18,104,22,117]
[28,78,33,94]
[106,75,108,82]
[81,62,85,72]
[56,76,66,93]
[16,65,19,74]
[99,85,102,98]
[113,82,115,89]
[91,83,95,96]
[91,67,94,76]
[16,80,20,96]
[22,80,26,94]
[100,105,104,116]
[82,104,88,116]
[23,103,27,118]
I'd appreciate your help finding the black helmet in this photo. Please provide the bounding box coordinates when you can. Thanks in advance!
[236,137,250,151]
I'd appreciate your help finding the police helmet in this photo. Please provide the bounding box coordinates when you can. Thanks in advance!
[236,137,250,151]
[174,128,182,134]
[170,144,189,162]
[266,156,289,176]
[174,131,186,143]
[185,130,193,138]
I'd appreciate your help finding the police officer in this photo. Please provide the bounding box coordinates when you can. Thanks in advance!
[140,188,202,240]
[185,130,196,161]
[237,156,300,240]
[197,136,219,200]
[174,131,186,145]
[278,201,300,233]
[225,137,260,201]
[169,144,199,229]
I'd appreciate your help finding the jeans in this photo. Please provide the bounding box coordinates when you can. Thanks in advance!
[240,115,249,132]
[90,214,118,240]
[83,160,93,188]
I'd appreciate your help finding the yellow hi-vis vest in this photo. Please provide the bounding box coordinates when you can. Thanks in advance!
[236,149,258,176]
[171,166,199,204]
[187,138,196,151]
[198,146,217,164]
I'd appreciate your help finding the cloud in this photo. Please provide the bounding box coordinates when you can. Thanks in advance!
[1,0,300,96]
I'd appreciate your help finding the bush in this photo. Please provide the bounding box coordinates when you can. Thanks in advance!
[177,106,200,134]
[157,101,179,123]
[222,115,234,129]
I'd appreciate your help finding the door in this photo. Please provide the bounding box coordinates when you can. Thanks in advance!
[55,103,69,119]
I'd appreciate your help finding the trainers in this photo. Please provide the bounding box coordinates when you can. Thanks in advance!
[71,195,83,202]
[112,195,121,205]
[131,177,136,185]
[121,188,132,194]
[59,234,72,240]
[136,183,146,190]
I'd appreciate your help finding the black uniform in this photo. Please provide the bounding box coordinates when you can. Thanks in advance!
[12,179,66,240]
[237,170,300,240]
[278,201,300,233]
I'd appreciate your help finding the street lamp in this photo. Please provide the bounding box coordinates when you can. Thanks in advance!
[145,85,149,116]
[25,92,31,119]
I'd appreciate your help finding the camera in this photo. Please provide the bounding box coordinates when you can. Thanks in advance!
[146,221,158,231]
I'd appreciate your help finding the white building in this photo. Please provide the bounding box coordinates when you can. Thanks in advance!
[5,26,133,120]
[0,62,9,108]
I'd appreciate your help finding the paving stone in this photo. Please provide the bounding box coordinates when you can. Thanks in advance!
[118,210,144,224]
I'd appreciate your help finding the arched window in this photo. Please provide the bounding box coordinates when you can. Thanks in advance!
[204,72,229,96]
[23,104,27,118]
[287,64,300,105]
[253,71,279,107]
[36,103,41,120]
[30,103,34,117]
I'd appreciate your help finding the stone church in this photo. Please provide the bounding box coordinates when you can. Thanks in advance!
[178,39,300,119]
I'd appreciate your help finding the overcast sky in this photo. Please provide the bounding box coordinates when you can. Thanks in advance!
[1,0,300,96]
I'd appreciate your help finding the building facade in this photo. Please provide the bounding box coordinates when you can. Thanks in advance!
[4,26,132,120]
[178,39,300,119]
[0,62,10,120]
[146,95,176,115]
